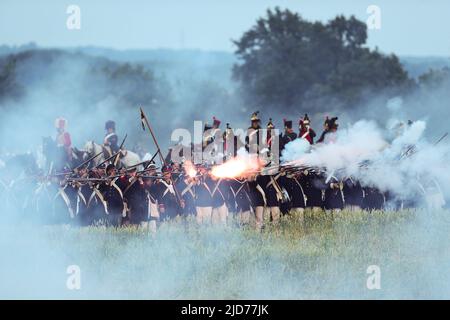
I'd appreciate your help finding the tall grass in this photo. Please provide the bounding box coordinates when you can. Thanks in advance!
[2,209,450,299]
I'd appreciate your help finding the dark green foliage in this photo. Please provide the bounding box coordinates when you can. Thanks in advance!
[418,67,450,89]
[232,8,413,113]
[0,57,24,102]
[0,49,171,111]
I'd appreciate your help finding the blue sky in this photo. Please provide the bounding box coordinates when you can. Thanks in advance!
[1,0,449,56]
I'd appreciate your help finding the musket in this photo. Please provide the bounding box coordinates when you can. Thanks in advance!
[95,150,122,168]
[400,132,448,160]
[434,132,448,146]
[145,151,160,168]
[113,133,128,166]
[73,151,103,171]
[125,154,160,171]
[66,178,107,183]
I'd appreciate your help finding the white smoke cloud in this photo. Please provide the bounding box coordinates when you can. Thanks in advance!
[281,118,449,206]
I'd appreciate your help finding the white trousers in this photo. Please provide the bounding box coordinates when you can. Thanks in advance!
[266,206,281,224]
[212,203,228,225]
[254,206,264,230]
[238,210,251,225]
[196,206,212,225]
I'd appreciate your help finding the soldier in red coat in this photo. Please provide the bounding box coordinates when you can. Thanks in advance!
[298,114,316,145]
[55,117,72,161]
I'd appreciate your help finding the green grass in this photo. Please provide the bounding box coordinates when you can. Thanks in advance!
[2,209,450,299]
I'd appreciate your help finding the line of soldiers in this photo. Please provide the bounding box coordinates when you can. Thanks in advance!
[41,158,389,231]
[200,111,338,161]
[35,112,395,231]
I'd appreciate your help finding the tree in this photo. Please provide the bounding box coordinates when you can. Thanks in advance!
[418,67,450,89]
[0,58,24,103]
[232,8,412,114]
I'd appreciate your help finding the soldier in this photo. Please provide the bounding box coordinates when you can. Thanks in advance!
[324,175,344,213]
[302,169,325,212]
[122,168,149,227]
[71,164,92,226]
[342,177,364,211]
[228,176,252,226]
[265,118,276,158]
[203,117,221,148]
[362,186,386,211]
[104,120,119,156]
[317,116,338,144]
[98,163,126,227]
[246,111,262,154]
[144,164,161,231]
[280,170,307,225]
[280,119,297,152]
[155,165,180,221]
[176,168,196,217]
[55,117,72,162]
[210,175,230,225]
[194,165,214,224]
[257,170,283,226]
[266,119,275,147]
[52,174,76,224]
[299,114,316,145]
[247,174,265,229]
[203,117,223,164]
[223,123,238,159]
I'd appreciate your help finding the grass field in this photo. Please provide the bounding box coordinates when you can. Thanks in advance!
[2,209,450,299]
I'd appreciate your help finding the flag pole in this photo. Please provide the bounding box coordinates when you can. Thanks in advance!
[139,106,182,207]
[140,107,166,166]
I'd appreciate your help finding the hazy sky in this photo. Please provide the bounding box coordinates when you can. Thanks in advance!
[1,0,449,56]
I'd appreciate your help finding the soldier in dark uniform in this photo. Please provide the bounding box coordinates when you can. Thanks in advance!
[362,186,386,211]
[224,123,238,159]
[203,117,221,147]
[122,168,149,226]
[83,166,108,225]
[279,171,307,224]
[257,171,283,225]
[343,177,364,210]
[280,119,298,152]
[176,170,196,217]
[155,165,180,221]
[302,169,325,212]
[144,166,161,230]
[194,165,214,224]
[98,163,126,227]
[230,176,253,226]
[229,177,251,223]
[207,176,228,225]
[71,164,93,226]
[246,111,262,155]
[317,117,338,144]
[265,119,277,160]
[324,176,344,212]
[222,178,237,215]
[104,120,119,156]
[52,175,76,224]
